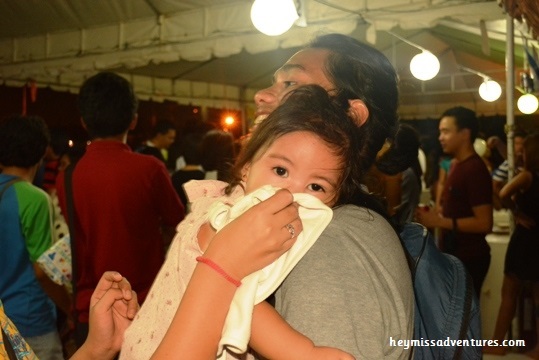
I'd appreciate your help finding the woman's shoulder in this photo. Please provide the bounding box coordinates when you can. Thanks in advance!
[329,205,397,237]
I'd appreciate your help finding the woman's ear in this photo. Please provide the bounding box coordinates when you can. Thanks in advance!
[348,99,369,127]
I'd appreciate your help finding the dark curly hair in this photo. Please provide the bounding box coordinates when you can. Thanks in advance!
[226,84,363,206]
[0,115,50,168]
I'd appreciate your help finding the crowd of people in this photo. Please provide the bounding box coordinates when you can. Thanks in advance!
[1,32,538,360]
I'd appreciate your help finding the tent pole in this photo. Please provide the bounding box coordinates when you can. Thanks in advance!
[505,13,515,180]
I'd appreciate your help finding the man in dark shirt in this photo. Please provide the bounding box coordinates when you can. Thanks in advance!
[416,106,493,298]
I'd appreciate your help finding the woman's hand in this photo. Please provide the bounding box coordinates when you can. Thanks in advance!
[204,188,302,280]
[74,271,139,360]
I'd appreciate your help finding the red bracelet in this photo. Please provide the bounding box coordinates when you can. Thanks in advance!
[196,256,242,287]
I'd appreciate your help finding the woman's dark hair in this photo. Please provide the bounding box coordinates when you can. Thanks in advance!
[377,124,423,189]
[226,84,363,206]
[308,34,399,176]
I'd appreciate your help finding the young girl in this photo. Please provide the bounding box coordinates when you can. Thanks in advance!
[120,85,364,360]
[484,132,539,357]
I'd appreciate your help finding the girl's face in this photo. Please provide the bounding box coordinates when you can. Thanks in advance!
[243,131,342,206]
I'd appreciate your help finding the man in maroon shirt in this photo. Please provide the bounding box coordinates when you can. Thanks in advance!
[56,72,185,346]
[416,106,493,298]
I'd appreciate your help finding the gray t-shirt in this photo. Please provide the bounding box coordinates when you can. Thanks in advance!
[274,205,414,359]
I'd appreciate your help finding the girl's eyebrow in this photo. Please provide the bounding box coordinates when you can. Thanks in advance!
[267,152,293,165]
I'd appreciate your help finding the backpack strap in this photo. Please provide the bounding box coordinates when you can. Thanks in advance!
[452,271,474,360]
[0,178,22,201]
[63,164,79,320]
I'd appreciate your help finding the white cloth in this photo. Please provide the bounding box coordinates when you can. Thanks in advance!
[210,185,333,358]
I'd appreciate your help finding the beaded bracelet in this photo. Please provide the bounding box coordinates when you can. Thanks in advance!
[196,256,242,287]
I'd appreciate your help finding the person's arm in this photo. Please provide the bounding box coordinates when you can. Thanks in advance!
[33,263,72,315]
[416,204,493,233]
[499,171,531,204]
[499,171,536,229]
[487,136,507,160]
[492,179,504,210]
[435,167,446,213]
[152,189,301,359]
[71,271,139,360]
[250,302,354,360]
[383,173,402,217]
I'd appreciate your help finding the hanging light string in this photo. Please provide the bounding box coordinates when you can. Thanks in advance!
[386,30,430,52]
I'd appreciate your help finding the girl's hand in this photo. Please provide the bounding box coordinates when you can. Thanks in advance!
[306,346,356,360]
[204,188,302,280]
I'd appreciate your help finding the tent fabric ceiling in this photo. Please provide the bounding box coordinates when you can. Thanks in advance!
[0,0,537,118]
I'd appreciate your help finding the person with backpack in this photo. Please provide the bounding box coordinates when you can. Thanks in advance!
[252,33,414,359]
[0,115,72,360]
[85,34,414,359]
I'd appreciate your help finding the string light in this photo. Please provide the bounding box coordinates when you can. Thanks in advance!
[250,0,298,36]
[459,66,502,102]
[478,79,502,102]
[387,31,440,81]
[517,93,539,114]
[410,51,440,81]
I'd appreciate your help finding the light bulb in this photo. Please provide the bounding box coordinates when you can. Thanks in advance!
[473,138,487,157]
[410,51,440,81]
[478,79,502,102]
[250,0,299,36]
[517,93,539,114]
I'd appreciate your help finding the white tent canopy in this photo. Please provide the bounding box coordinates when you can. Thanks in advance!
[0,0,535,117]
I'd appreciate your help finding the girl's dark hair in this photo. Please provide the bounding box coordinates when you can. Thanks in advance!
[226,85,364,206]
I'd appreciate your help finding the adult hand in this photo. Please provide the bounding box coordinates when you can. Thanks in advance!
[487,136,501,149]
[415,206,441,229]
[204,188,302,280]
[75,271,139,360]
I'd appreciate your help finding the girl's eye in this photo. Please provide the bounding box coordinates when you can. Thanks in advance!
[273,167,288,177]
[308,184,325,193]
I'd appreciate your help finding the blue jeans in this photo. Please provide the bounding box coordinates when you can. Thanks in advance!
[25,330,64,360]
